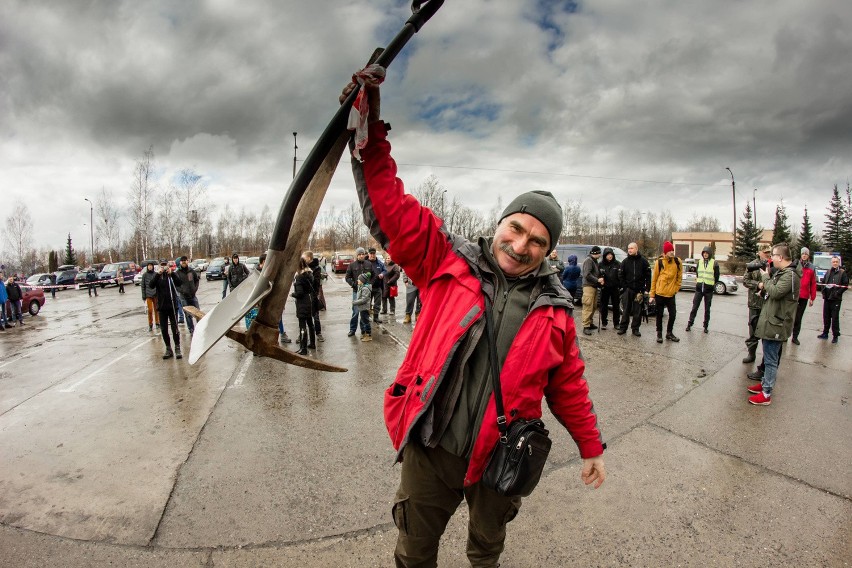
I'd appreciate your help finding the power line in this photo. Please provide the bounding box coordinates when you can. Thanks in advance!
[394,162,727,187]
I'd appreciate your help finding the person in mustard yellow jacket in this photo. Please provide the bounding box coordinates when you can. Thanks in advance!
[649,241,682,344]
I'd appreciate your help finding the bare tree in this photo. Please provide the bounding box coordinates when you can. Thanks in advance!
[681,213,721,233]
[256,205,273,253]
[127,147,157,260]
[174,168,209,259]
[156,189,178,259]
[4,200,35,273]
[95,187,122,262]
[336,203,366,248]
[412,174,445,212]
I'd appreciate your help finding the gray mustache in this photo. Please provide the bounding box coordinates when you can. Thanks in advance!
[499,242,532,265]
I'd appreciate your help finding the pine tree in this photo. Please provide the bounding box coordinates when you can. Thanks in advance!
[842,183,852,263]
[824,184,846,252]
[64,234,77,266]
[734,202,761,259]
[795,206,820,255]
[771,202,792,246]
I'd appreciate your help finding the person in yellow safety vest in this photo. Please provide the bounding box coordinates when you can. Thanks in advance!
[686,246,721,333]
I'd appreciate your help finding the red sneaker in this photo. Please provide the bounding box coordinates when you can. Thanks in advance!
[749,391,771,405]
[747,383,763,394]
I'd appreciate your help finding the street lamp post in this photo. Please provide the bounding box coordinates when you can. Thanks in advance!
[84,197,94,263]
[440,189,447,219]
[725,168,736,256]
[292,132,298,180]
[752,188,758,228]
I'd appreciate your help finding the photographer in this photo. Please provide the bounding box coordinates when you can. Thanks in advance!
[742,245,771,366]
[150,262,183,360]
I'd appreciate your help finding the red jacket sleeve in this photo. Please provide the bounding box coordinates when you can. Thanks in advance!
[358,122,451,287]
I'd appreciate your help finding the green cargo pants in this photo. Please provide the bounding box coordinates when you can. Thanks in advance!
[393,442,521,568]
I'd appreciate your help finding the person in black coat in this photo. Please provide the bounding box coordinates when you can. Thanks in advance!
[174,256,201,334]
[5,276,24,326]
[599,247,622,329]
[305,251,325,341]
[382,259,401,315]
[618,242,652,336]
[150,262,183,359]
[291,257,316,355]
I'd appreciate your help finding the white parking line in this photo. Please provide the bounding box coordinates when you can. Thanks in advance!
[0,344,52,370]
[58,337,157,393]
[231,352,254,388]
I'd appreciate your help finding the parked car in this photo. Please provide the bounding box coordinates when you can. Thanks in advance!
[54,267,79,288]
[553,244,628,264]
[133,271,144,286]
[206,258,227,281]
[191,258,209,271]
[26,273,53,287]
[332,253,354,274]
[6,284,46,318]
[244,256,261,272]
[98,261,138,288]
[680,261,738,294]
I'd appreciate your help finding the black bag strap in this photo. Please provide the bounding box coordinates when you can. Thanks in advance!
[483,295,509,443]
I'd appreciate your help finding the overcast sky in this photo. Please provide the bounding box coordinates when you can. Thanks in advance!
[2,0,851,252]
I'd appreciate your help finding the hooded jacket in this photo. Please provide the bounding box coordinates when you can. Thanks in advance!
[599,248,621,290]
[353,122,603,486]
[756,262,801,341]
[175,264,200,299]
[582,255,601,288]
[291,269,315,319]
[561,255,581,293]
[5,280,22,302]
[650,255,682,298]
[141,268,157,300]
[227,260,249,290]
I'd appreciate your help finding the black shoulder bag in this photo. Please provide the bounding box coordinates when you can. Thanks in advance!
[480,297,552,497]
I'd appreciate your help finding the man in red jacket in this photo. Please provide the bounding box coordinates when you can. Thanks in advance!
[791,247,817,345]
[342,76,606,568]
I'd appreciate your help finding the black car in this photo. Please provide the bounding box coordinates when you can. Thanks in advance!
[206,257,227,280]
[54,267,79,288]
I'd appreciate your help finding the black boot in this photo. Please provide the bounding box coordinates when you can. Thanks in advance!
[666,333,680,342]
[163,348,174,360]
[175,346,183,360]
[685,323,692,332]
[742,348,756,364]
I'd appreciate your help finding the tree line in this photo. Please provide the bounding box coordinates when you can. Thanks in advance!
[3,150,851,275]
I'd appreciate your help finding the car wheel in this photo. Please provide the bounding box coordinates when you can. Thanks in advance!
[715,282,726,295]
[29,300,41,316]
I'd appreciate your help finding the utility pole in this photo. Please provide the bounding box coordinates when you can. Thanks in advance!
[725,168,736,256]
[753,188,758,228]
[84,197,94,262]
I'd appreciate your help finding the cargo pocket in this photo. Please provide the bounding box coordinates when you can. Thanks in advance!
[392,496,409,535]
[766,316,785,339]
[501,498,521,526]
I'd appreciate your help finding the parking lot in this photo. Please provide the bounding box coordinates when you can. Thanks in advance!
[0,274,850,567]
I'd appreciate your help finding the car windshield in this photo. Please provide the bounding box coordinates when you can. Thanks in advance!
[103,264,119,272]
[337,255,353,261]
[210,260,225,267]
[813,256,836,270]
[27,274,44,284]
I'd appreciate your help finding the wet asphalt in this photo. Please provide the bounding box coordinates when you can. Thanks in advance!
[0,272,849,567]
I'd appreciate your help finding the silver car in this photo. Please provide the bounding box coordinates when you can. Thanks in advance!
[681,261,738,294]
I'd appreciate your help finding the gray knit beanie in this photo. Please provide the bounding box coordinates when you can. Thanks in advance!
[800,247,810,257]
[499,190,563,251]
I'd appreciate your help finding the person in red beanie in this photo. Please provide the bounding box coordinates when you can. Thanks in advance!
[649,241,682,343]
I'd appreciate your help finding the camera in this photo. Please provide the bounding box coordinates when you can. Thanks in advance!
[745,259,767,271]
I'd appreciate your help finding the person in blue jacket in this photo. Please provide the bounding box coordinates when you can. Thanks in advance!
[561,254,581,304]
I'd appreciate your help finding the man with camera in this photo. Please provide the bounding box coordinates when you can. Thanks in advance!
[342,74,605,567]
[746,243,801,405]
[150,262,183,360]
[175,256,200,335]
[742,245,772,368]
